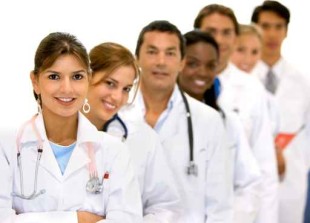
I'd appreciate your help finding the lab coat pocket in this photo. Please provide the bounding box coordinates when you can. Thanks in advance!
[82,172,110,216]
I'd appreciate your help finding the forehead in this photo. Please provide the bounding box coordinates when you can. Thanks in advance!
[142,31,181,49]
[237,34,262,45]
[48,54,85,70]
[257,11,286,24]
[200,12,235,30]
[187,42,218,59]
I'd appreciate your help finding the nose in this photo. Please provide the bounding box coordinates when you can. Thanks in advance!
[59,77,73,93]
[157,52,166,66]
[110,88,125,104]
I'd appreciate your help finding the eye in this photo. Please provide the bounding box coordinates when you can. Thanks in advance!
[48,73,60,80]
[236,47,245,53]
[209,62,218,71]
[105,80,116,89]
[73,73,84,80]
[223,29,234,37]
[166,50,176,57]
[252,49,259,55]
[123,86,132,93]
[146,49,157,55]
[186,60,199,69]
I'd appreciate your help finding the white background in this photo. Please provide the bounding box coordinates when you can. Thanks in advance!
[0,0,308,128]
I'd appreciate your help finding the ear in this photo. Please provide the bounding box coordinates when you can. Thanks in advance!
[30,71,40,95]
[178,58,186,73]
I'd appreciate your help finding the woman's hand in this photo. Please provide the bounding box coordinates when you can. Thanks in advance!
[77,211,105,223]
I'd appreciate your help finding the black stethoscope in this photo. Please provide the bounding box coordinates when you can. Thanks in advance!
[102,114,128,142]
[180,90,197,176]
[102,91,196,176]
[12,114,106,200]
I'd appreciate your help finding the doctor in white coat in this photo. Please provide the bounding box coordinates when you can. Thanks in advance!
[251,1,310,222]
[125,20,234,223]
[84,42,182,222]
[178,30,262,223]
[0,32,142,223]
[194,4,279,223]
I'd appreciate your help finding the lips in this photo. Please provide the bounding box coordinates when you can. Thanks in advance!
[152,70,168,76]
[55,97,75,105]
[102,99,117,111]
[194,79,207,87]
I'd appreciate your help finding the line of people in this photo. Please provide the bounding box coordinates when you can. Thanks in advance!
[0,1,309,223]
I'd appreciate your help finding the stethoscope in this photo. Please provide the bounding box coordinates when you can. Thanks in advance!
[180,90,197,176]
[102,92,196,176]
[102,114,128,142]
[12,114,105,200]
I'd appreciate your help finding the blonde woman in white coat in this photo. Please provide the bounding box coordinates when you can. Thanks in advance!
[0,32,142,223]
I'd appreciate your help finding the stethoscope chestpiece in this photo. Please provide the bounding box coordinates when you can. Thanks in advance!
[86,177,103,194]
[187,161,198,176]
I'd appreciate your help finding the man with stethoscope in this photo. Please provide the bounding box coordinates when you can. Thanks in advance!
[122,20,234,222]
[0,32,142,223]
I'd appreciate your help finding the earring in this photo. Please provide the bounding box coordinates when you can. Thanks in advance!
[83,98,91,114]
[37,95,42,113]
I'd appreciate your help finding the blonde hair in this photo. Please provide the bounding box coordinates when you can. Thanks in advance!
[238,23,263,42]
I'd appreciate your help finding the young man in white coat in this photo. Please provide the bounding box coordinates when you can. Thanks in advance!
[121,20,234,222]
[251,1,310,223]
[193,4,279,223]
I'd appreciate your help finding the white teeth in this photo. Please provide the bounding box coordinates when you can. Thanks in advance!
[104,101,116,109]
[194,80,206,86]
[58,98,73,102]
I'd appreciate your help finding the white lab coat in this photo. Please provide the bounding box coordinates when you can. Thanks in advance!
[124,86,234,223]
[222,110,262,223]
[254,59,310,223]
[102,116,182,222]
[0,112,142,223]
[218,63,279,223]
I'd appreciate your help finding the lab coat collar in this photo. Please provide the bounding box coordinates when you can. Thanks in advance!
[259,57,285,80]
[123,86,182,141]
[18,112,103,182]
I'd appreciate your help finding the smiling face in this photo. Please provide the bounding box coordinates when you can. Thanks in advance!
[87,65,136,129]
[231,33,262,73]
[31,54,89,120]
[137,31,185,95]
[179,42,218,101]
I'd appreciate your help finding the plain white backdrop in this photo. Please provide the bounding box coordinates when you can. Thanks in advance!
[0,0,308,128]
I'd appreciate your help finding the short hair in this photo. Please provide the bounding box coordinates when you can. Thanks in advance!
[183,30,219,58]
[135,20,186,59]
[251,1,290,26]
[193,4,239,35]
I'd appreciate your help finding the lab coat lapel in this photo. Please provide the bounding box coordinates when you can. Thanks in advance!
[63,113,101,179]
[19,114,64,182]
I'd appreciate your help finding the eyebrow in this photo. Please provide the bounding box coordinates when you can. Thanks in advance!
[107,77,133,87]
[45,69,87,74]
[147,44,177,51]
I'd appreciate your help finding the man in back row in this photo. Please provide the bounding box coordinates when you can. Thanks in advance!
[251,1,310,223]
[193,4,278,223]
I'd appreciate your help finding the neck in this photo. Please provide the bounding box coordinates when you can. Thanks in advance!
[140,84,173,128]
[262,50,281,67]
[84,111,106,131]
[42,111,78,146]
[216,60,228,75]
